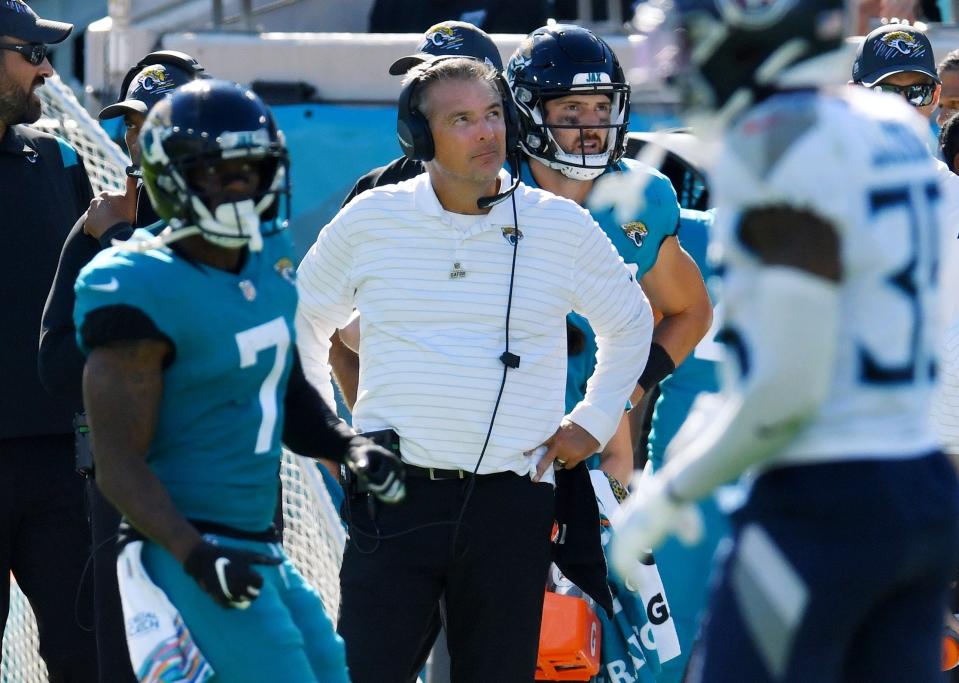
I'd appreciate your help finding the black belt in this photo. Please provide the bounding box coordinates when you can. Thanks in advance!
[402,464,520,481]
[404,464,470,480]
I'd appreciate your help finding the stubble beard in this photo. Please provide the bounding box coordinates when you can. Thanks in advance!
[0,78,42,127]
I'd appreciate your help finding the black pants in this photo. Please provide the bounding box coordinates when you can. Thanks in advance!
[0,435,97,682]
[86,480,136,683]
[338,471,554,683]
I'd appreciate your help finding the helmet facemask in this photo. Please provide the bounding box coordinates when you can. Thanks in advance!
[141,122,290,253]
[514,81,631,181]
[175,149,289,253]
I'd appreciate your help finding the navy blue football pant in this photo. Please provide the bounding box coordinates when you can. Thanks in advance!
[338,471,555,683]
[687,453,959,683]
[0,435,97,682]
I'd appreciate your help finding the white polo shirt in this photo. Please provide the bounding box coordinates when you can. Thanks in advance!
[296,170,653,476]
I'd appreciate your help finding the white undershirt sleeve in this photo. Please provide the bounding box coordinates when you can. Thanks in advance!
[568,214,654,448]
[295,214,357,407]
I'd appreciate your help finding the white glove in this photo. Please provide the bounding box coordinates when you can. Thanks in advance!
[610,471,703,586]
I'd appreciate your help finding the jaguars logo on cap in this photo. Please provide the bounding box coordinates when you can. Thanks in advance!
[622,221,647,248]
[877,30,926,59]
[421,24,465,51]
[3,0,31,15]
[134,66,178,96]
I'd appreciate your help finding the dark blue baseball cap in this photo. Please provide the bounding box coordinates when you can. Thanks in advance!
[388,20,503,75]
[853,23,940,87]
[98,63,197,120]
[0,0,71,44]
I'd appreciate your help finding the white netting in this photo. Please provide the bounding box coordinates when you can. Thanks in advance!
[33,74,130,193]
[1,75,346,681]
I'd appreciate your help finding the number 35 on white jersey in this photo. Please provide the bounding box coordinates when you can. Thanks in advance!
[711,87,942,463]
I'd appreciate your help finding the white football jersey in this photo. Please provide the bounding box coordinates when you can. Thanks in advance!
[711,86,942,464]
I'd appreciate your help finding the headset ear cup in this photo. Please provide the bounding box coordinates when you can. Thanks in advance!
[396,76,434,161]
[498,75,521,155]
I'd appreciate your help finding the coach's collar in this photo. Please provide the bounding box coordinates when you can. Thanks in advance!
[0,125,37,158]
[416,169,515,224]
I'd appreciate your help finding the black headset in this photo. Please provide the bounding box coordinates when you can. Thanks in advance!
[396,56,520,162]
[117,50,206,101]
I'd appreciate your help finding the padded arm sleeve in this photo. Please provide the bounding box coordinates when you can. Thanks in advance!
[283,346,354,462]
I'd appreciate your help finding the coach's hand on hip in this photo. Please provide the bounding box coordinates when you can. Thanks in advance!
[531,420,600,482]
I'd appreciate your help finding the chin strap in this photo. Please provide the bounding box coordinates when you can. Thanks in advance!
[114,224,202,253]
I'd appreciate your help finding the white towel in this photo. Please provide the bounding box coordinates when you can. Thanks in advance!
[590,469,682,664]
[116,541,215,683]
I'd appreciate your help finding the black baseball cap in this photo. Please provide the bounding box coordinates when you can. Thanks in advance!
[853,23,940,87]
[388,20,503,76]
[98,63,196,120]
[0,0,71,44]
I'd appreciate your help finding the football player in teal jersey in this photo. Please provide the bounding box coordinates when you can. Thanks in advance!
[626,132,731,683]
[507,26,712,682]
[506,25,713,487]
[74,80,404,683]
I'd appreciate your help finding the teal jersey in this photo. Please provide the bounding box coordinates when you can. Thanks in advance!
[519,158,679,280]
[565,311,598,415]
[74,229,299,531]
[519,159,680,414]
[647,209,720,467]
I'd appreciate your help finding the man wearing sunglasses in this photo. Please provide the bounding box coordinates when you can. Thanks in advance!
[0,1,99,681]
[852,22,942,120]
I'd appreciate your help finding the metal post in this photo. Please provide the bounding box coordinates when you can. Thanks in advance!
[242,0,254,30]
[577,0,592,21]
[609,0,622,25]
[212,0,224,29]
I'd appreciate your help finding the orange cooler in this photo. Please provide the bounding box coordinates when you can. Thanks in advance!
[535,591,602,681]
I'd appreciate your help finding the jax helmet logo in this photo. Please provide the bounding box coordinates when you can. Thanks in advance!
[506,37,534,93]
[621,221,648,248]
[717,0,799,28]
[877,30,926,59]
[421,24,465,51]
[134,66,178,95]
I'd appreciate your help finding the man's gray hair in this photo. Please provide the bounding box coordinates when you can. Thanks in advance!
[402,57,500,119]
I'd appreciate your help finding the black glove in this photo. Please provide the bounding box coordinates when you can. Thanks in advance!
[183,538,281,609]
[346,437,406,504]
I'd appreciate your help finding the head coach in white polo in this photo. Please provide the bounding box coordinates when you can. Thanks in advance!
[296,56,652,683]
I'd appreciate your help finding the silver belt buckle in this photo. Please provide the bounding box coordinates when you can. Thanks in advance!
[428,467,464,480]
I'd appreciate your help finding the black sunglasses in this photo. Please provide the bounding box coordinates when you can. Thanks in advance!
[0,43,49,66]
[872,82,937,108]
